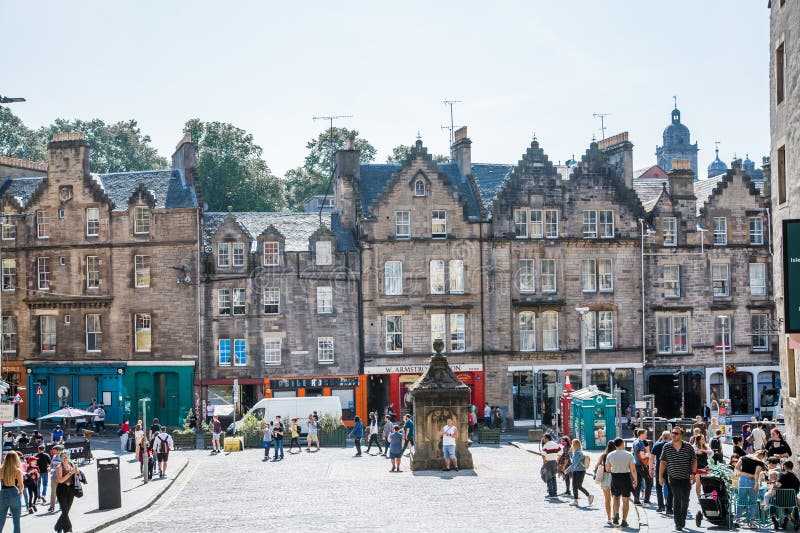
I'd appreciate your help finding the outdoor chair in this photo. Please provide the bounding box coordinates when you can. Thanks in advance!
[769,488,800,528]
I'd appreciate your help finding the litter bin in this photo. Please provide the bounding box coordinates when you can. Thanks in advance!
[97,456,121,510]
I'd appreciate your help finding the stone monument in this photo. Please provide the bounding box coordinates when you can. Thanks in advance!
[408,339,474,471]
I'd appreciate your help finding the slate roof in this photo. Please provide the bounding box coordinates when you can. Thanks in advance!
[0,177,46,207]
[203,212,355,252]
[94,170,197,212]
[471,163,514,212]
[357,164,401,218]
[633,173,765,216]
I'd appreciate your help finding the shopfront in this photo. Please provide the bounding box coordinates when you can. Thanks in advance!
[4,361,26,419]
[123,362,194,428]
[364,364,484,420]
[705,365,781,420]
[27,363,123,423]
[509,364,640,426]
[645,368,704,419]
[200,378,263,422]
[263,375,366,425]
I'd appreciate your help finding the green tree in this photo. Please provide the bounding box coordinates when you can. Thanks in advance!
[0,108,47,162]
[38,118,168,173]
[285,127,375,210]
[184,119,285,212]
[386,144,448,164]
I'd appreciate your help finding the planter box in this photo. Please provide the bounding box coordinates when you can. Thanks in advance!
[202,432,214,449]
[243,435,262,448]
[172,432,196,449]
[478,427,501,444]
[319,427,347,447]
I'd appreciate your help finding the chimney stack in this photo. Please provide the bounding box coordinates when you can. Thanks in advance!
[668,158,695,198]
[451,126,471,176]
[48,132,90,179]
[172,134,197,185]
[596,132,634,189]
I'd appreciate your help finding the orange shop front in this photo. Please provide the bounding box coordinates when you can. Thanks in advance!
[263,375,366,426]
[364,363,484,418]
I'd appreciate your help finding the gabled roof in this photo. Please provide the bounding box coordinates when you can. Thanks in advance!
[358,164,400,218]
[696,172,765,218]
[203,212,355,252]
[95,170,197,212]
[0,176,47,208]
[635,165,668,180]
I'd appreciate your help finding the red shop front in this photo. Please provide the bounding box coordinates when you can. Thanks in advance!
[364,363,484,418]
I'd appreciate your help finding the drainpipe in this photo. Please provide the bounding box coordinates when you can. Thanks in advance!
[357,243,365,376]
[639,219,647,370]
[195,207,203,429]
[479,221,486,376]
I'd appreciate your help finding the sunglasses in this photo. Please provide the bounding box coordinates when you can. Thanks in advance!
[671,431,681,435]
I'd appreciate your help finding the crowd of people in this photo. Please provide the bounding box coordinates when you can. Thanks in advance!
[541,412,797,532]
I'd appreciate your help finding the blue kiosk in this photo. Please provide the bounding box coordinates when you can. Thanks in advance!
[569,386,617,450]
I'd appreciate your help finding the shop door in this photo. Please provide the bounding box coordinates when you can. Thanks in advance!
[154,372,179,427]
[367,375,389,416]
[98,375,121,424]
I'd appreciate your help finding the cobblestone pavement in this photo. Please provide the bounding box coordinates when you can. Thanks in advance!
[105,442,779,533]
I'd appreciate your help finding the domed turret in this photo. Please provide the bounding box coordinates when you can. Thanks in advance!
[656,100,699,177]
[707,144,727,179]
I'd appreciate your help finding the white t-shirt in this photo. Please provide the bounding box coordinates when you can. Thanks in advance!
[206,404,215,417]
[607,449,635,474]
[153,433,173,452]
[751,427,767,449]
[442,425,457,446]
[484,405,492,418]
[542,440,561,461]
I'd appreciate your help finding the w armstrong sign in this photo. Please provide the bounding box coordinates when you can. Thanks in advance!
[785,220,800,333]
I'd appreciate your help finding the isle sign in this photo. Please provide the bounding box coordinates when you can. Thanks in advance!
[786,220,800,333]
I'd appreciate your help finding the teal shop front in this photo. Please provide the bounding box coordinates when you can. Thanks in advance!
[122,362,194,428]
[27,364,124,423]
[570,386,617,450]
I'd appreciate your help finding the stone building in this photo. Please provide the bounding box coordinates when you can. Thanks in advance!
[0,133,200,426]
[770,0,800,445]
[334,134,488,417]
[199,210,360,420]
[634,160,777,419]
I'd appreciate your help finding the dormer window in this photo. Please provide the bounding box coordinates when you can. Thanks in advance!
[263,242,279,266]
[133,206,150,235]
[315,241,332,266]
[414,180,426,197]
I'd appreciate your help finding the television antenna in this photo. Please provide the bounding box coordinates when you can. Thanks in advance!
[592,112,610,140]
[312,114,352,224]
[442,99,461,147]
[0,95,25,109]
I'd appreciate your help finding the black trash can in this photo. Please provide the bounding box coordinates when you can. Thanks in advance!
[97,456,121,510]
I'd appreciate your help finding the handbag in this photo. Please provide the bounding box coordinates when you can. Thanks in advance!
[72,474,84,498]
[594,462,605,484]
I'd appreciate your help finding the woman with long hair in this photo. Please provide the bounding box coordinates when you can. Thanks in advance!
[693,434,713,499]
[564,439,594,507]
[0,451,23,533]
[766,427,792,459]
[557,436,572,495]
[55,451,80,533]
[594,440,617,525]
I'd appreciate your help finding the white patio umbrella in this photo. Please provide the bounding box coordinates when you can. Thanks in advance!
[3,419,35,429]
[38,407,97,420]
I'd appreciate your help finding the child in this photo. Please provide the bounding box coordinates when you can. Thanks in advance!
[763,469,780,506]
[23,456,39,514]
[288,418,301,453]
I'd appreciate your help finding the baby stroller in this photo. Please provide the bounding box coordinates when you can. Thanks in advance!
[695,474,732,529]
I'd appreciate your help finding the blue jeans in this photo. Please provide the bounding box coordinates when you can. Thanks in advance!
[38,473,48,498]
[273,439,284,459]
[0,486,21,533]
[546,477,557,496]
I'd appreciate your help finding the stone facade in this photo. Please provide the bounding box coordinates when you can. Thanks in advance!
[199,211,360,417]
[0,133,200,426]
[770,0,800,447]
[636,160,776,419]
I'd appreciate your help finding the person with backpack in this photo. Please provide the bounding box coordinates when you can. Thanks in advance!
[23,456,39,514]
[288,418,301,453]
[364,412,383,455]
[632,428,652,505]
[710,429,724,464]
[381,414,393,457]
[564,438,593,507]
[594,441,616,525]
[153,426,174,479]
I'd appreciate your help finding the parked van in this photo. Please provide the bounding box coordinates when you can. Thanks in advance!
[229,396,342,434]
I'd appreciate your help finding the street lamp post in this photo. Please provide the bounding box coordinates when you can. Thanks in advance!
[719,315,729,409]
[576,307,589,388]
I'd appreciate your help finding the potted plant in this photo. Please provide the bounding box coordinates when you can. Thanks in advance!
[172,408,197,449]
[200,420,214,449]
[236,412,264,448]
[318,414,346,447]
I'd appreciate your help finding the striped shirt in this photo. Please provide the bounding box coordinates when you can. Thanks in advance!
[660,440,696,480]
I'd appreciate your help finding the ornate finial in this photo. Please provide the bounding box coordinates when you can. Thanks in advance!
[592,133,596,143]
[673,95,677,109]
[416,131,422,141]
[533,132,537,142]
[714,141,720,157]
[433,338,444,356]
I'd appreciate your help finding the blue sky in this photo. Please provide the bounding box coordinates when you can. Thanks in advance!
[3,1,769,177]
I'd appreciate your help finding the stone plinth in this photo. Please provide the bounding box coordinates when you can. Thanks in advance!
[408,342,474,471]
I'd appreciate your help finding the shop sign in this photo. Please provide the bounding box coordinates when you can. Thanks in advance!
[785,220,800,333]
[364,363,483,374]
[271,377,360,389]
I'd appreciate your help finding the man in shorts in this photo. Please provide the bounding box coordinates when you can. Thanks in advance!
[439,418,459,472]
[153,426,174,479]
[211,415,222,454]
[605,437,638,528]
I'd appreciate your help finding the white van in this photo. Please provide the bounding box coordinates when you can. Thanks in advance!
[230,396,342,434]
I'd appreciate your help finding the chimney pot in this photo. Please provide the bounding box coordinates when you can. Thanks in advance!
[348,137,355,150]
